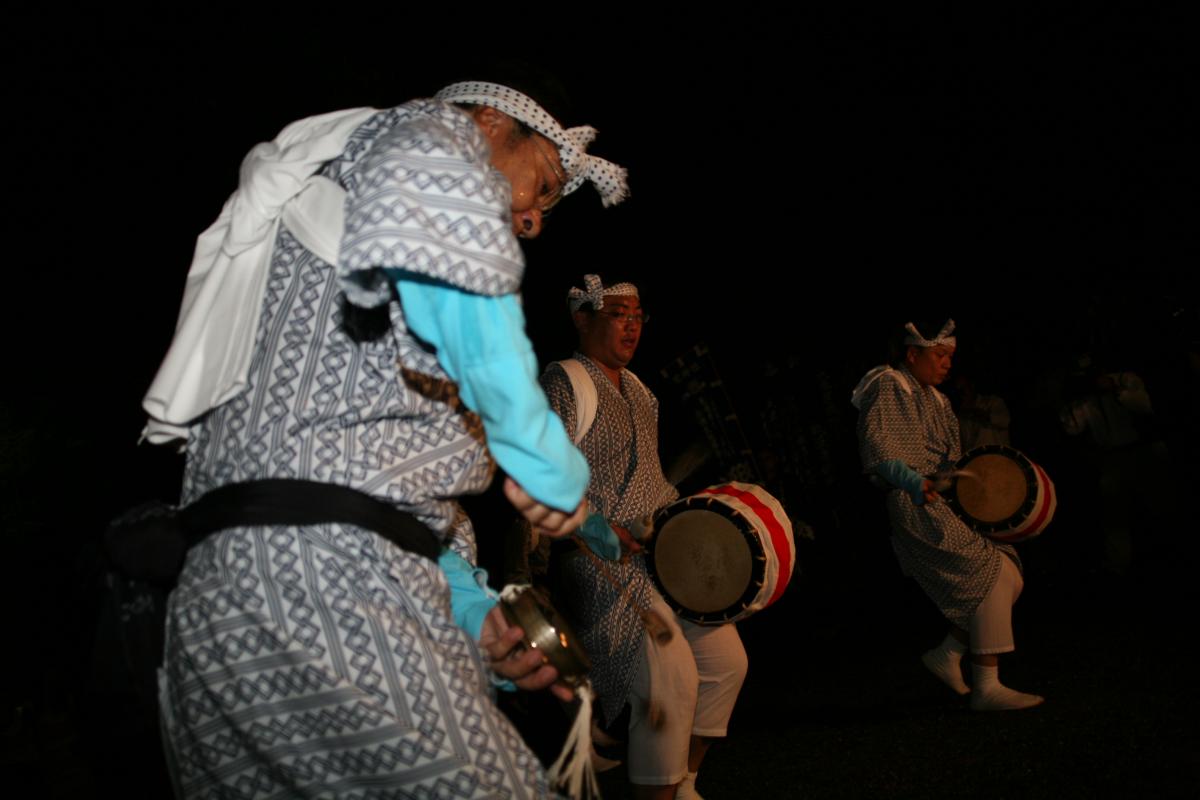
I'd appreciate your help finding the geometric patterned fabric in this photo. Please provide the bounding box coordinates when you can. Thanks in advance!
[164,101,559,797]
[161,523,557,798]
[182,100,526,536]
[540,355,679,724]
[855,365,1018,627]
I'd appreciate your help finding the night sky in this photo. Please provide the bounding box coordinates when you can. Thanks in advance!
[3,10,1195,795]
[9,10,1190,511]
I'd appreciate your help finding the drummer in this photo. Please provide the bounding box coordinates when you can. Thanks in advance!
[851,319,1043,711]
[538,275,748,800]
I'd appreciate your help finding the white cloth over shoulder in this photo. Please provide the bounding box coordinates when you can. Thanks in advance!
[141,107,375,444]
[851,365,911,409]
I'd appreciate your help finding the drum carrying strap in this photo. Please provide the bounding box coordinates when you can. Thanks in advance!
[556,359,598,444]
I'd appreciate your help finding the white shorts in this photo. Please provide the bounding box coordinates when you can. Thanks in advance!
[969,555,1024,655]
[625,591,748,785]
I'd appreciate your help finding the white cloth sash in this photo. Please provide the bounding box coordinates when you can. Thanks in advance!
[142,107,375,444]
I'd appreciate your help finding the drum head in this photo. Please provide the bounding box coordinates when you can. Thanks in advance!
[956,453,1029,523]
[648,495,768,624]
[944,445,1040,535]
[654,510,753,613]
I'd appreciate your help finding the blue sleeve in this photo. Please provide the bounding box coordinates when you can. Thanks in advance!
[391,274,589,511]
[577,511,621,560]
[437,548,498,641]
[874,459,928,506]
[437,549,516,693]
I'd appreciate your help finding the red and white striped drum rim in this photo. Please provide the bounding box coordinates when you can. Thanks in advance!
[648,482,796,625]
[944,445,1057,543]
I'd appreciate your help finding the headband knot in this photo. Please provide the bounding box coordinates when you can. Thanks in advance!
[567,126,598,150]
[567,274,638,312]
[904,319,957,348]
[435,81,629,207]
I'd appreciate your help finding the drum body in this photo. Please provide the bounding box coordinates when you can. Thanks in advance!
[647,482,795,625]
[943,445,1057,543]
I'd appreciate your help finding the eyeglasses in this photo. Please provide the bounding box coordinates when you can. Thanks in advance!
[596,309,650,325]
[531,136,567,215]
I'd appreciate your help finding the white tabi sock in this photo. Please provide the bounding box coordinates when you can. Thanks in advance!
[970,663,1044,711]
[675,770,704,800]
[921,634,970,695]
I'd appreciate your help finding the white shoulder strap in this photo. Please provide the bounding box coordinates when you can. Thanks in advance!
[556,359,598,444]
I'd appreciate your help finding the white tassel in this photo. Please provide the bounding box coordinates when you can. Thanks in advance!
[548,680,601,799]
[500,583,528,604]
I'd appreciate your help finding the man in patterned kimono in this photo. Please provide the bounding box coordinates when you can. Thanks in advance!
[142,78,627,798]
[852,320,1043,711]
[540,275,747,800]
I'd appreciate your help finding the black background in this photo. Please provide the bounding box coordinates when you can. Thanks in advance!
[3,9,1195,797]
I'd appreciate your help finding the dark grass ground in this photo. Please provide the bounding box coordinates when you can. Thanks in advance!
[502,532,1199,799]
[3,395,1198,799]
[8,562,1196,799]
[4,13,1193,797]
[689,565,1197,799]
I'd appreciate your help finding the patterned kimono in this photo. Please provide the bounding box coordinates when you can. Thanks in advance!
[161,102,564,799]
[540,356,678,724]
[855,366,1018,627]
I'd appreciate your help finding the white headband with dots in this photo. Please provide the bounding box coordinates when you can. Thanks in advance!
[567,274,639,312]
[435,81,628,207]
[904,319,957,348]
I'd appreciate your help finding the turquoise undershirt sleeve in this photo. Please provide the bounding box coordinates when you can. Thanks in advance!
[577,511,621,560]
[390,274,589,511]
[437,548,499,642]
[437,549,516,692]
[875,459,928,506]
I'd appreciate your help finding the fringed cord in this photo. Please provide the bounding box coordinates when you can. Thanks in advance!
[549,680,602,799]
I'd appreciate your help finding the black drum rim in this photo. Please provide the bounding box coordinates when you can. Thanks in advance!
[943,444,1038,535]
[646,493,767,624]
